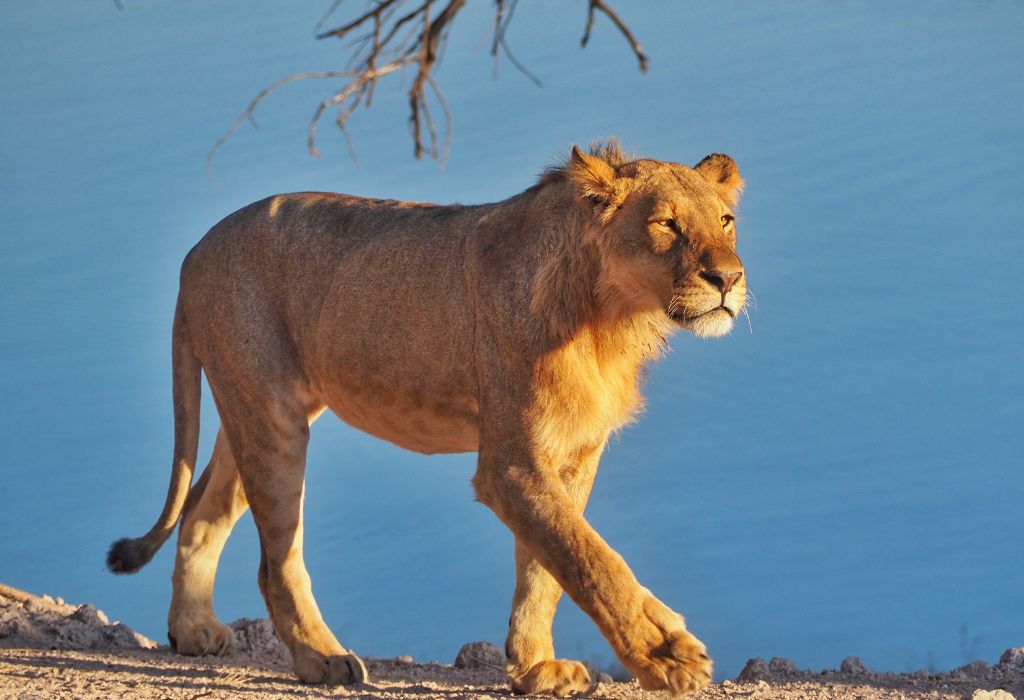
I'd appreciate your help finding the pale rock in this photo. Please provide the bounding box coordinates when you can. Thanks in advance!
[970,690,1016,700]
[230,617,287,660]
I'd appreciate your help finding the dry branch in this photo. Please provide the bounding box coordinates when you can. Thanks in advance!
[207,0,646,176]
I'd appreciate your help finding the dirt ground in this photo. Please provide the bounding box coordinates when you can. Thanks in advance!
[2,584,1021,700]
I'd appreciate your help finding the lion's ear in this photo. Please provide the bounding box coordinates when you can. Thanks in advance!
[694,153,744,208]
[569,145,619,219]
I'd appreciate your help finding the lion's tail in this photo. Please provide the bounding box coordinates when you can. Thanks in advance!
[107,296,201,574]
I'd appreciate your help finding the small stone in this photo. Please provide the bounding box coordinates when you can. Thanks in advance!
[597,672,613,684]
[133,631,158,649]
[41,595,54,604]
[999,648,1024,668]
[396,654,414,664]
[840,656,867,675]
[454,641,504,669]
[769,657,796,675]
[737,657,768,681]
[55,597,65,606]
[230,618,285,658]
[71,604,106,627]
[970,690,1016,700]
[103,622,141,649]
[721,679,734,687]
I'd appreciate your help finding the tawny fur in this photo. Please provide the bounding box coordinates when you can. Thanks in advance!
[108,141,746,697]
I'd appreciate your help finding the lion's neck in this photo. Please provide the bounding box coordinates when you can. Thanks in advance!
[529,311,670,454]
[525,182,671,362]
[518,183,671,445]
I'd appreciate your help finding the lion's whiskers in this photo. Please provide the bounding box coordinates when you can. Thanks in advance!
[740,305,753,334]
[739,286,756,334]
[666,296,687,321]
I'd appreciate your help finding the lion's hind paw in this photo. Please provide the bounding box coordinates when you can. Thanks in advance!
[295,650,368,686]
[168,616,236,656]
[511,659,593,696]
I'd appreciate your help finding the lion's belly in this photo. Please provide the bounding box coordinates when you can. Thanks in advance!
[323,388,480,455]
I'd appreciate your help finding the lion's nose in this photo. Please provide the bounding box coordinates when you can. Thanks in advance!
[699,269,743,294]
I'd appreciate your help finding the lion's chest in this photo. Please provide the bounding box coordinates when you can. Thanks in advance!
[529,343,646,452]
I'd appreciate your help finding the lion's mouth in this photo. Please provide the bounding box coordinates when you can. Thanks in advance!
[668,304,736,323]
[704,305,736,319]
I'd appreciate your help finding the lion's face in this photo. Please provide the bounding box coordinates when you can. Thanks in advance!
[569,148,746,338]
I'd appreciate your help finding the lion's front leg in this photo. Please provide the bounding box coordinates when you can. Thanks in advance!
[475,444,711,697]
[505,442,603,696]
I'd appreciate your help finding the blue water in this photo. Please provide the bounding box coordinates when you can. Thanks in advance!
[2,1,1022,680]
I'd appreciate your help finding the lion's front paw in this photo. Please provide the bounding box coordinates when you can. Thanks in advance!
[621,594,712,697]
[168,615,236,656]
[633,627,712,696]
[511,659,592,696]
[294,649,368,686]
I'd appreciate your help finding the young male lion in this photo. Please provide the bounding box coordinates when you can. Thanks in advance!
[108,141,746,697]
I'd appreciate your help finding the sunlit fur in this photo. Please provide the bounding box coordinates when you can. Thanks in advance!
[106,140,745,698]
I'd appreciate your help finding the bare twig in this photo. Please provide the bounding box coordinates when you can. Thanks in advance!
[207,70,359,179]
[317,0,403,40]
[581,0,648,73]
[490,0,507,60]
[491,0,543,86]
[407,0,466,158]
[426,74,452,165]
[379,1,431,49]
[306,60,412,158]
[313,0,345,37]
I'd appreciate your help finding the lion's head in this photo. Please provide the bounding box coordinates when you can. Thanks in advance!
[567,143,746,338]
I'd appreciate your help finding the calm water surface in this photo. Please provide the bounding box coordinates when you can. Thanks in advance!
[1,1,1022,679]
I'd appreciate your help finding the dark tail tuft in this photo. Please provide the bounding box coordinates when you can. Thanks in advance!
[106,537,157,574]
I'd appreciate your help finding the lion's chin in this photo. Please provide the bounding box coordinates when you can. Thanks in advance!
[672,307,736,338]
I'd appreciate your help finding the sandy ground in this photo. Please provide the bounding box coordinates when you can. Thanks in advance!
[2,584,1021,700]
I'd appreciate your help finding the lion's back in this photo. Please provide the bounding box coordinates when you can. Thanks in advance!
[176,192,484,453]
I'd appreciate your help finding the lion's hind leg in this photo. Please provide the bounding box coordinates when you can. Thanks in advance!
[168,428,248,656]
[506,543,592,696]
[211,379,366,686]
[505,442,602,696]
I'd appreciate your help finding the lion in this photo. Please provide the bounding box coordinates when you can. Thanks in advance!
[107,141,746,697]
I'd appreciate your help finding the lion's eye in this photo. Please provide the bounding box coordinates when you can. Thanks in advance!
[655,219,681,234]
[721,214,735,228]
